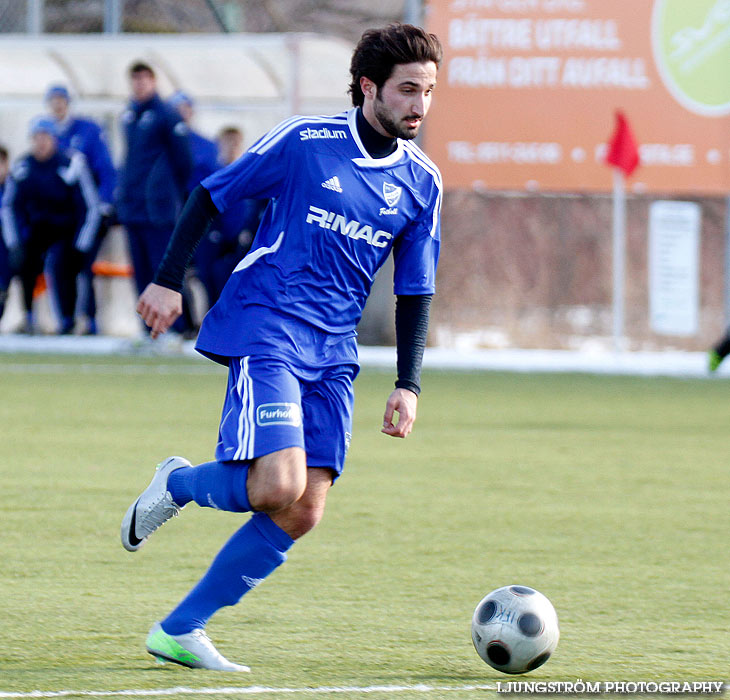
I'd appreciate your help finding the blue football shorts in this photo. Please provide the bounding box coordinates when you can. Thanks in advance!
[215,355,357,478]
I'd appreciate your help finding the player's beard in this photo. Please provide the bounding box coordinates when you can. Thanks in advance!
[373,93,421,140]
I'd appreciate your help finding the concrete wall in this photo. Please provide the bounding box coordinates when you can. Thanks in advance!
[433,190,729,352]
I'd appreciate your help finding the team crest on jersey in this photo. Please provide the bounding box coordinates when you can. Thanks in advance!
[382,182,402,208]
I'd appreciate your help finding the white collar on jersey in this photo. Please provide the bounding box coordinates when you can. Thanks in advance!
[347,108,405,168]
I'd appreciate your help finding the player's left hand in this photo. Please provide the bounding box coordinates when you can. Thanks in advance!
[381,388,418,438]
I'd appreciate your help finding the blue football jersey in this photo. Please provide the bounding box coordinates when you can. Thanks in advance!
[196,108,441,363]
[57,117,117,205]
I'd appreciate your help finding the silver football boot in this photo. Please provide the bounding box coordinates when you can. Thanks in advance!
[121,456,190,552]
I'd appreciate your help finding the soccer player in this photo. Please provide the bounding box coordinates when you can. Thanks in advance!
[121,23,443,672]
[45,84,117,334]
[0,144,12,322]
[116,61,193,335]
[708,331,730,372]
[1,117,100,334]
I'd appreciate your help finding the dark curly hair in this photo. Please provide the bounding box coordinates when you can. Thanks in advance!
[349,24,443,108]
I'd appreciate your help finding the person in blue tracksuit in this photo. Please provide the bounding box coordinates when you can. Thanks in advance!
[168,91,218,195]
[192,125,265,309]
[116,62,193,334]
[1,117,100,333]
[45,84,117,334]
[168,90,222,329]
[0,144,12,322]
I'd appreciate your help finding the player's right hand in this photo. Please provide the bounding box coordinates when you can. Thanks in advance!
[381,388,418,438]
[136,283,182,339]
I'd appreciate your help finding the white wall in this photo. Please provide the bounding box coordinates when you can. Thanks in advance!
[0,33,354,161]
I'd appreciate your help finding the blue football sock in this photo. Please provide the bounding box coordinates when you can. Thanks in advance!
[167,460,251,512]
[162,512,294,635]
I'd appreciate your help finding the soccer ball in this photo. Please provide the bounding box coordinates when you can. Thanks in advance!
[471,585,559,674]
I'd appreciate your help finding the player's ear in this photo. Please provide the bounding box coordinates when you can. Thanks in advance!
[360,76,377,101]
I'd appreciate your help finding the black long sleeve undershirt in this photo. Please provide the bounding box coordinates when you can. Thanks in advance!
[395,294,432,396]
[153,184,220,292]
[355,107,397,158]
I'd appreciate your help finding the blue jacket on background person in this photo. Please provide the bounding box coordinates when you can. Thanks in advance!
[45,84,118,334]
[117,62,195,335]
[1,116,100,332]
[194,197,266,309]
[168,91,218,194]
[187,130,219,194]
[57,118,117,207]
[2,149,99,253]
[116,94,192,227]
[0,145,10,318]
[46,85,117,209]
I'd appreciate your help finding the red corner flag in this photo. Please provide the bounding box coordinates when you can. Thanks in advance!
[605,111,640,177]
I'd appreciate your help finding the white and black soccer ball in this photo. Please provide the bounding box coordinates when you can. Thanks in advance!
[471,585,559,674]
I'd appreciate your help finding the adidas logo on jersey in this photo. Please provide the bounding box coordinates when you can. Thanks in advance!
[322,176,343,193]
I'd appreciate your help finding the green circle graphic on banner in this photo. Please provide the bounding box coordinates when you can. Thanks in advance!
[652,0,730,115]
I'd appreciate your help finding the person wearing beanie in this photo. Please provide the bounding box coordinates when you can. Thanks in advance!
[45,83,117,334]
[168,91,218,195]
[0,116,100,333]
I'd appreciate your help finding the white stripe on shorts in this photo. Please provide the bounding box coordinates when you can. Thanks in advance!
[234,357,255,460]
[245,358,255,458]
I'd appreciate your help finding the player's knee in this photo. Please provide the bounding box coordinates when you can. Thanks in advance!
[248,448,307,512]
[249,470,306,512]
[252,484,303,512]
[297,502,325,535]
[281,501,325,540]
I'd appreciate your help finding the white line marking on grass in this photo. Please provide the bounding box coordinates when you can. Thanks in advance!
[0,684,497,698]
[0,363,223,375]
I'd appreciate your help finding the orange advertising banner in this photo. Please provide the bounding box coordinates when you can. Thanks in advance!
[424,0,730,194]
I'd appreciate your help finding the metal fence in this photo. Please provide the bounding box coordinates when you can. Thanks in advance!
[0,0,240,34]
[0,0,30,32]
[0,0,415,36]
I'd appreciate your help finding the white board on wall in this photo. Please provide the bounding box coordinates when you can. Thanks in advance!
[648,200,701,337]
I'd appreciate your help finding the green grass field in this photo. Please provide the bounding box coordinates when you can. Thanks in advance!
[0,355,727,698]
